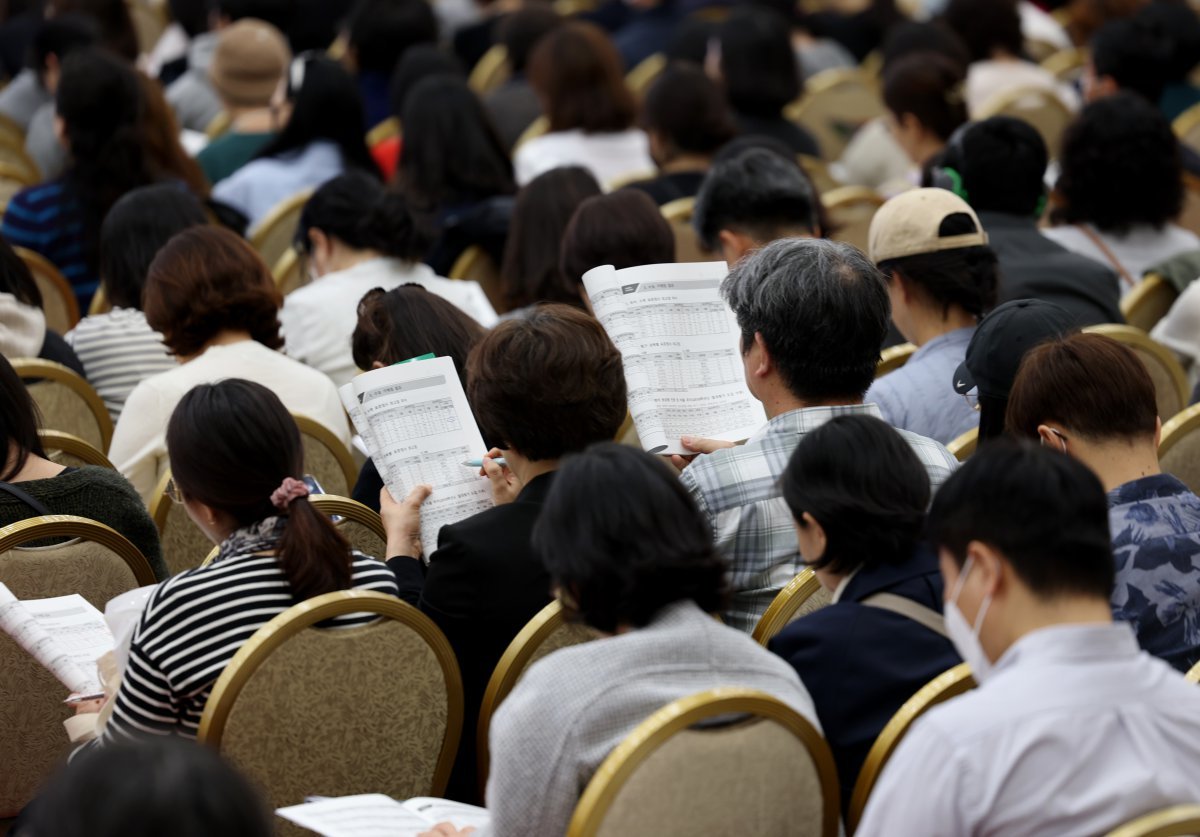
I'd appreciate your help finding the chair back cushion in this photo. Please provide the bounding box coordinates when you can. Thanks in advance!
[788,70,884,161]
[159,499,214,577]
[301,432,352,497]
[1131,344,1186,420]
[1161,427,1200,495]
[27,380,104,451]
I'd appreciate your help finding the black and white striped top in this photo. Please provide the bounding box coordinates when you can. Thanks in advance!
[98,549,399,744]
[64,308,176,422]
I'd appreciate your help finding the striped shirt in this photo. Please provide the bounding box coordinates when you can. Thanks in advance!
[98,548,398,744]
[1,179,96,308]
[679,404,958,633]
[65,308,177,423]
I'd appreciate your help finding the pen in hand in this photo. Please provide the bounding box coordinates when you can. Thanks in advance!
[462,458,508,468]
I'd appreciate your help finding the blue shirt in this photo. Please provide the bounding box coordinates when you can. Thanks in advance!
[211,140,346,232]
[1109,473,1200,672]
[1,179,95,308]
[865,327,978,445]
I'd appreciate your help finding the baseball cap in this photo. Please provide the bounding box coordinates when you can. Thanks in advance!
[953,299,1075,399]
[210,19,291,110]
[868,187,988,263]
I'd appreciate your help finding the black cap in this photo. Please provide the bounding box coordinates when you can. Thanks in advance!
[953,299,1075,399]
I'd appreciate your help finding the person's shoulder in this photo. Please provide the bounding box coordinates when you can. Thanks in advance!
[894,428,957,469]
[7,178,67,211]
[436,499,540,555]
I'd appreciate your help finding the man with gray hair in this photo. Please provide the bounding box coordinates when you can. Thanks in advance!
[692,147,822,265]
[678,238,958,632]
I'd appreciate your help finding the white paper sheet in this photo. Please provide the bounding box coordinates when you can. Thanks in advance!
[276,794,490,837]
[583,262,768,455]
[345,357,493,553]
[0,584,114,694]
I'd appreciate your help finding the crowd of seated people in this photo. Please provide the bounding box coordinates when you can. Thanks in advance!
[0,0,1200,834]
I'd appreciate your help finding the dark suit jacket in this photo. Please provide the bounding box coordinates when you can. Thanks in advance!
[768,547,961,815]
[980,211,1125,328]
[388,473,555,804]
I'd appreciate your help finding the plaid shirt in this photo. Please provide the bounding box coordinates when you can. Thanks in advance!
[680,404,959,633]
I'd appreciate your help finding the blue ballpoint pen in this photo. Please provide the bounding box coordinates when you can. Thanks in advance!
[462,458,508,468]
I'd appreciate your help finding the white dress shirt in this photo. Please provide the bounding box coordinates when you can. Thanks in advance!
[280,257,497,387]
[856,622,1200,837]
[513,128,655,189]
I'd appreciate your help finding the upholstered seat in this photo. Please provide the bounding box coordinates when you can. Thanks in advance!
[150,468,213,577]
[1159,405,1200,495]
[38,429,114,470]
[294,415,357,498]
[13,358,112,452]
[660,197,714,264]
[1121,275,1178,333]
[786,68,884,161]
[1084,325,1189,422]
[250,188,314,276]
[823,186,885,254]
[14,247,79,335]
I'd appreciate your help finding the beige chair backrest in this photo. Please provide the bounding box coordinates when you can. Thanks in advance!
[1084,324,1189,421]
[87,284,111,317]
[0,515,156,816]
[1180,174,1200,239]
[627,53,667,96]
[0,161,35,212]
[1122,275,1178,333]
[13,358,112,452]
[846,663,976,833]
[798,154,841,195]
[128,0,170,55]
[0,133,40,183]
[294,415,357,498]
[150,468,214,577]
[975,86,1073,158]
[567,687,840,837]
[876,343,917,379]
[786,68,884,161]
[449,244,505,313]
[947,427,978,462]
[1186,659,1200,684]
[1041,47,1089,84]
[823,186,885,254]
[751,568,832,646]
[1175,101,1200,153]
[1104,804,1200,837]
[249,189,314,275]
[0,112,24,148]
[273,247,309,297]
[14,246,80,334]
[38,430,114,470]
[477,601,598,791]
[1158,405,1200,495]
[197,590,463,830]
[468,45,511,96]
[660,197,715,263]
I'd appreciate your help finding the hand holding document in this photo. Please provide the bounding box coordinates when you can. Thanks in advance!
[340,356,493,554]
[277,794,489,837]
[583,261,768,455]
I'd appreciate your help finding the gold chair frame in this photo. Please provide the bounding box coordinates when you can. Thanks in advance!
[751,568,824,646]
[846,663,975,833]
[1040,47,1088,82]
[660,196,695,224]
[294,414,358,494]
[876,343,916,379]
[13,357,113,451]
[513,115,549,153]
[1084,324,1190,418]
[0,160,36,189]
[38,430,114,469]
[366,116,401,148]
[626,53,667,96]
[947,427,978,462]
[249,188,314,268]
[1104,804,1200,837]
[974,86,1073,157]
[204,110,233,141]
[566,687,840,837]
[1185,659,1200,685]
[1174,102,1200,148]
[196,590,464,797]
[468,45,511,96]
[0,514,157,585]
[1121,274,1178,333]
[14,246,80,333]
[1159,404,1200,463]
[0,132,40,183]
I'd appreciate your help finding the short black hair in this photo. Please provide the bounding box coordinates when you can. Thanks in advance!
[718,5,801,118]
[642,63,737,157]
[1134,1,1200,83]
[881,21,969,71]
[1055,92,1184,234]
[782,415,930,575]
[31,14,99,76]
[693,148,821,249]
[877,214,999,318]
[212,0,293,32]
[951,116,1047,217]
[388,44,463,121]
[496,5,562,75]
[0,353,46,482]
[297,172,431,263]
[1091,16,1173,103]
[346,0,438,76]
[532,443,730,634]
[927,439,1115,600]
[940,0,1023,63]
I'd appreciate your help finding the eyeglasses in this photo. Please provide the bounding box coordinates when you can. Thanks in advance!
[165,478,183,505]
[962,389,981,412]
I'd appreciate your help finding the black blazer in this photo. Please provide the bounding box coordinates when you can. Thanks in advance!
[768,546,961,815]
[388,473,556,804]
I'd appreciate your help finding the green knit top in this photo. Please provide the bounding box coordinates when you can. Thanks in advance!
[0,466,167,581]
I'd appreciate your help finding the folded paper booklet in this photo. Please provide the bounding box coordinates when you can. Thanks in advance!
[340,356,492,554]
[0,583,115,699]
[277,794,490,837]
[583,261,768,456]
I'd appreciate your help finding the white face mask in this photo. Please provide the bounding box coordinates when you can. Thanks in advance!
[944,556,994,683]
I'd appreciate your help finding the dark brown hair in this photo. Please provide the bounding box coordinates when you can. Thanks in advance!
[883,51,968,143]
[350,284,486,383]
[561,190,676,286]
[143,227,283,357]
[0,353,46,481]
[1006,333,1159,442]
[642,63,737,158]
[466,304,627,461]
[167,379,352,600]
[527,21,637,134]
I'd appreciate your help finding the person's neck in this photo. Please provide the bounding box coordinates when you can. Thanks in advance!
[323,247,384,276]
[4,445,65,483]
[758,383,861,420]
[660,154,711,175]
[905,303,975,347]
[509,455,558,488]
[1072,438,1162,492]
[991,595,1115,661]
[177,329,254,364]
[228,106,280,134]
[911,135,946,168]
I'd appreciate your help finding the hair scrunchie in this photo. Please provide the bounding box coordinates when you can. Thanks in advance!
[270,477,310,510]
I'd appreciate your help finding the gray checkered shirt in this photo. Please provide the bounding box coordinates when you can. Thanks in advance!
[680,404,959,633]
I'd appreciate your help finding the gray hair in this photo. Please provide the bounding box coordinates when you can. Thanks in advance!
[721,237,891,401]
[692,148,820,250]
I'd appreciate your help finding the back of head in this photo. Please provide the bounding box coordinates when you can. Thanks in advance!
[782,414,930,575]
[0,352,45,481]
[49,0,138,61]
[721,237,890,402]
[23,737,271,837]
[718,5,801,118]
[497,5,563,75]
[665,16,716,64]
[297,171,431,264]
[166,379,352,599]
[1006,333,1158,444]
[1055,91,1183,234]
[1136,0,1200,82]
[642,63,737,158]
[560,190,675,287]
[31,14,99,76]
[528,21,636,134]
[209,18,291,111]
[531,442,729,634]
[951,116,1047,217]
[351,283,486,378]
[347,0,438,76]
[940,0,1023,63]
[693,148,821,250]
[255,55,379,177]
[212,0,293,32]
[1090,17,1172,104]
[99,184,208,310]
[881,21,969,72]
[388,44,463,122]
[882,52,967,142]
[928,439,1115,600]
[466,303,627,461]
[144,226,282,357]
[499,165,602,309]
[168,0,209,38]
[399,75,514,210]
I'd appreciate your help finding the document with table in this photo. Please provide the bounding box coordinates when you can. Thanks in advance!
[340,356,492,553]
[583,261,768,455]
[0,583,114,699]
[277,794,490,837]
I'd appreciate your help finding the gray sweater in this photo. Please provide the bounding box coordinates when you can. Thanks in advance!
[0,465,166,580]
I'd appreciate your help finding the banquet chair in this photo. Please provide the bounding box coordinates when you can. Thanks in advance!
[14,246,80,334]
[1084,324,1189,421]
[294,414,357,498]
[1103,804,1200,837]
[1158,404,1200,495]
[13,358,112,452]
[876,343,916,379]
[39,430,114,470]
[249,188,314,275]
[1122,275,1178,333]
[947,427,978,462]
[752,568,831,646]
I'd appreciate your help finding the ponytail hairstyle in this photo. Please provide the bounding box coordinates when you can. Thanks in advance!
[295,172,432,264]
[166,379,352,600]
